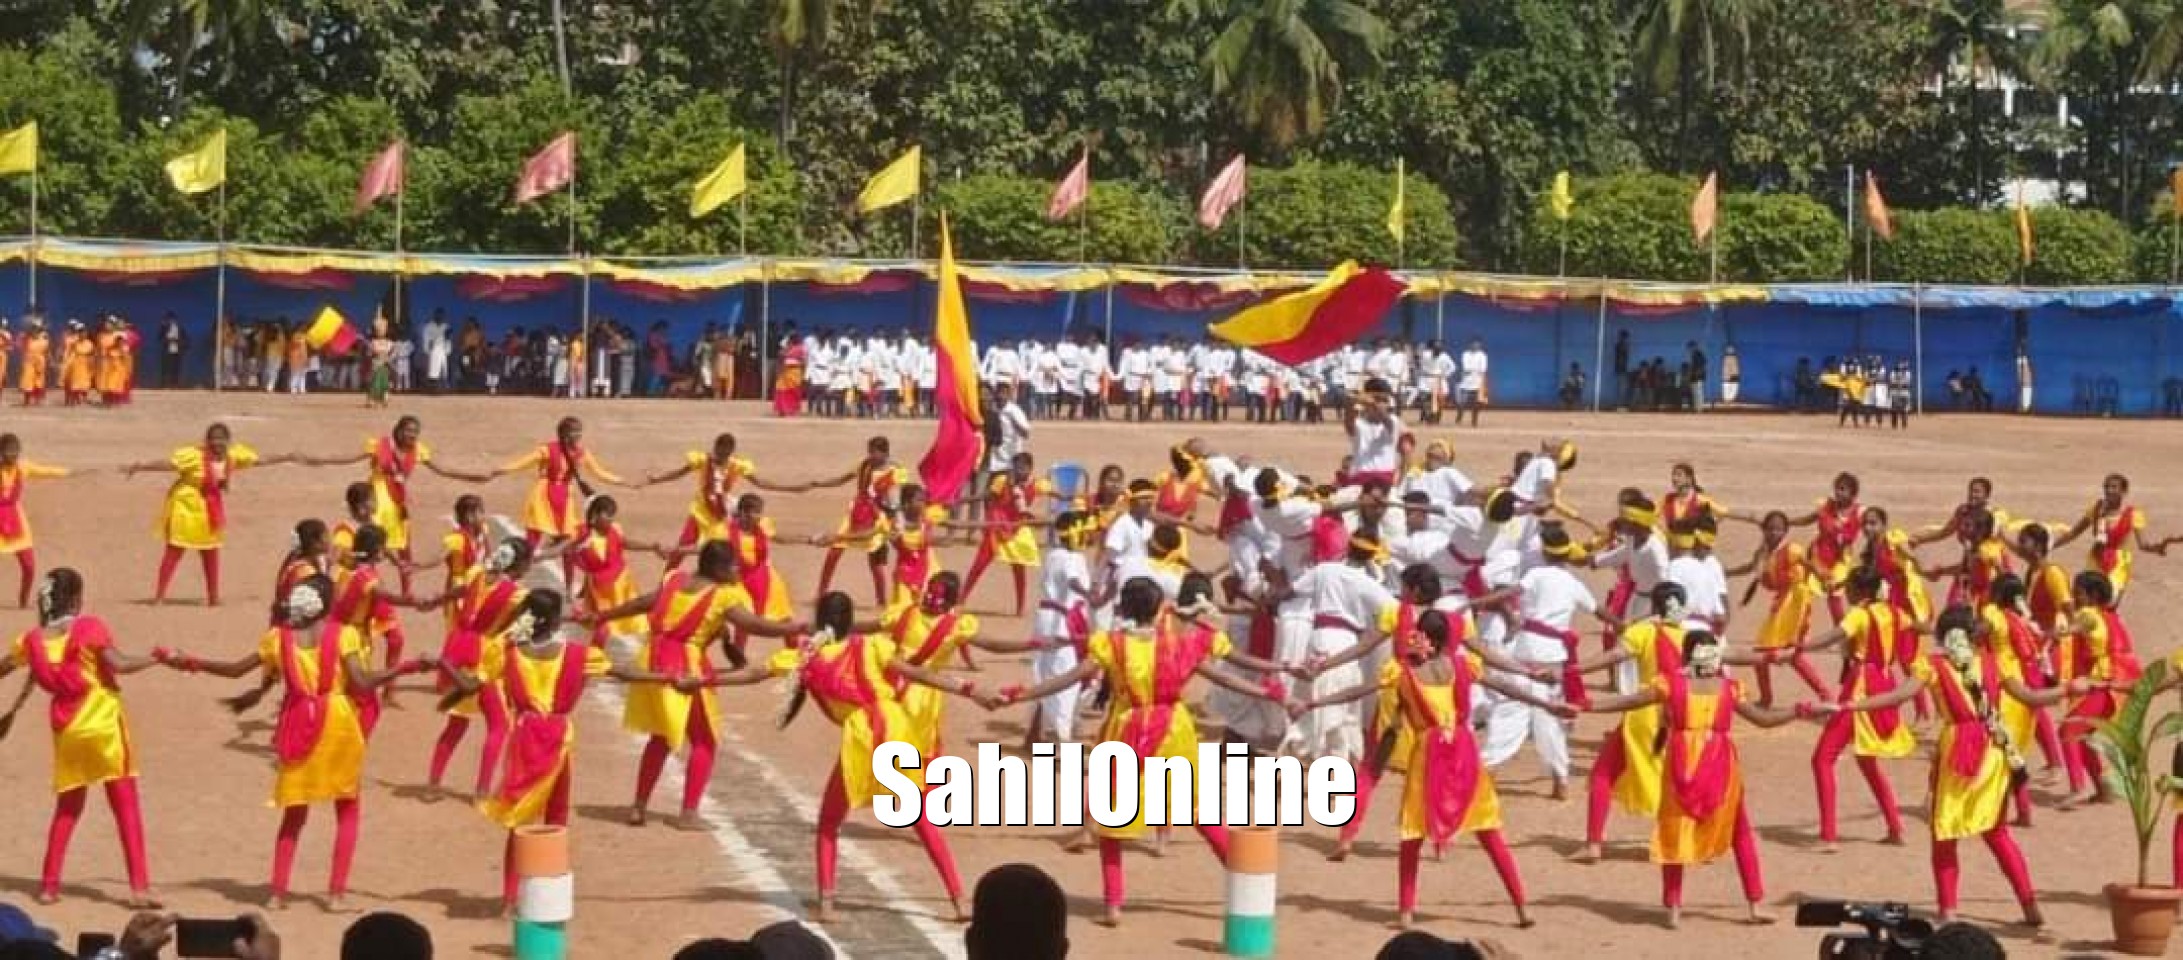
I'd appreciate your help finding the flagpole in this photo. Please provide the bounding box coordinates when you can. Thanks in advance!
[393,150,406,333]
[1078,201,1090,266]
[910,193,920,260]
[2170,208,2178,285]
[739,189,749,256]
[566,162,579,255]
[214,176,228,394]
[26,160,37,309]
[1844,165,1855,282]
[1237,193,1247,270]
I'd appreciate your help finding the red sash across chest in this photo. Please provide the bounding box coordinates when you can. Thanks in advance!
[644,574,723,681]
[1814,501,1863,569]
[443,577,522,669]
[1398,654,1483,839]
[1663,678,1739,820]
[0,467,25,540]
[20,618,108,731]
[498,642,591,802]
[1931,651,2003,779]
[198,446,230,531]
[373,438,417,513]
[802,637,889,741]
[273,624,345,765]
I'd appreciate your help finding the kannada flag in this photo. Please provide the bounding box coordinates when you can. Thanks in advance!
[0,122,36,177]
[1386,158,1406,244]
[857,145,922,214]
[1549,171,1574,221]
[302,304,360,355]
[1207,261,1408,367]
[690,143,747,218]
[1046,149,1089,221]
[165,129,227,195]
[2015,181,2034,267]
[918,212,984,504]
[1690,171,1719,244]
[1863,172,1894,241]
[514,132,576,204]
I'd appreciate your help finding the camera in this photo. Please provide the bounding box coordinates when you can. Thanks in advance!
[1797,899,1935,959]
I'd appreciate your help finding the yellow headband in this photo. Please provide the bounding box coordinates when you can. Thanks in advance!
[1543,540,1584,562]
[1348,536,1390,563]
[1425,439,1452,460]
[1554,441,1578,470]
[1668,532,1697,550]
[1694,527,1718,546]
[1620,504,1658,528]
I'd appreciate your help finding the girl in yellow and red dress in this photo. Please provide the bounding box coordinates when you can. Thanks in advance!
[1783,472,1866,623]
[397,494,496,632]
[2053,473,2166,605]
[582,541,802,828]
[2007,525,2073,771]
[1567,581,1687,863]
[724,494,795,627]
[2051,570,2141,806]
[556,496,667,645]
[1833,606,2081,926]
[267,520,330,627]
[1584,630,1812,929]
[165,575,431,909]
[805,436,906,605]
[1978,574,2065,817]
[1295,608,1553,929]
[874,483,950,608]
[962,451,1054,617]
[1855,507,1936,719]
[329,523,440,723]
[489,417,626,559]
[302,416,491,594]
[424,538,532,798]
[1791,567,1912,849]
[636,432,803,570]
[1725,511,1833,707]
[0,433,79,609]
[60,322,92,406]
[878,572,1046,755]
[694,590,990,922]
[999,577,1284,926]
[1923,508,2012,612]
[438,588,669,909]
[126,423,302,607]
[0,569,161,908]
[18,321,50,405]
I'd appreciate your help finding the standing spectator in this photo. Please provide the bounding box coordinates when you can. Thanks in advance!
[1964,365,1992,411]
[389,329,413,394]
[1558,362,1586,410]
[158,312,187,388]
[693,323,717,398]
[1684,340,1708,412]
[458,317,485,391]
[616,324,638,398]
[735,327,760,400]
[646,321,673,396]
[421,310,450,393]
[1456,336,1488,426]
[2015,345,2034,413]
[1793,357,1818,411]
[966,863,1068,960]
[1720,344,1741,405]
[1612,329,1631,409]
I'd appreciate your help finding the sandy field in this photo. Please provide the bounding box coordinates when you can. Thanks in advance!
[0,392,2175,960]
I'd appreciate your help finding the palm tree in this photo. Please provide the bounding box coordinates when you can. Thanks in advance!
[1170,0,1391,153]
[768,0,859,162]
[1918,0,2033,200]
[2131,1,2183,80]
[114,0,279,113]
[1626,0,1770,97]
[2026,0,2180,215]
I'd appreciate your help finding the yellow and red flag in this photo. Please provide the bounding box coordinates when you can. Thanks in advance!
[1207,261,1407,366]
[303,304,360,355]
[1198,153,1247,229]
[1046,148,1089,221]
[917,213,984,504]
[515,132,576,204]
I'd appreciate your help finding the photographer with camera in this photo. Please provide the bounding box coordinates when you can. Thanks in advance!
[1798,900,2007,959]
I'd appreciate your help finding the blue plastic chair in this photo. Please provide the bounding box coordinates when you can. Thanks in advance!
[1048,461,1089,510]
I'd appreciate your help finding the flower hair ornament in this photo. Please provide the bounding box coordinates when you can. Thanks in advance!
[775,627,836,727]
[504,611,541,648]
[287,529,302,553]
[1940,626,1976,671]
[1685,640,1725,678]
[284,584,325,624]
[33,575,61,623]
[486,541,520,575]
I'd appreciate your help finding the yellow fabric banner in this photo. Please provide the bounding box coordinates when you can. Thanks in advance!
[0,122,36,177]
[690,143,747,218]
[165,129,227,195]
[856,145,921,213]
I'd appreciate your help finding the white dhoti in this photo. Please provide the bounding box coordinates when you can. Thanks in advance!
[1477,672,1569,778]
[1284,623,1367,761]
[1030,644,1082,741]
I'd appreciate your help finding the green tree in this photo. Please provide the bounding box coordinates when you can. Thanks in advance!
[1169,0,1391,154]
[1870,207,2021,283]
[0,24,131,237]
[2024,205,2135,284]
[603,96,803,257]
[935,174,1183,264]
[1919,0,2030,201]
[2030,0,2183,221]
[1189,160,1457,269]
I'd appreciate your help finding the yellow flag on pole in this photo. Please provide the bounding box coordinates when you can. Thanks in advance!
[2171,166,2182,216]
[690,143,748,218]
[165,129,227,195]
[2014,181,2033,267]
[856,145,922,213]
[0,122,36,177]
[1549,171,1574,221]
[1385,158,1406,243]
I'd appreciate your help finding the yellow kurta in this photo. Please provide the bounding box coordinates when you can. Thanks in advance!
[61,335,93,391]
[481,643,612,829]
[14,624,137,793]
[2083,502,2148,594]
[832,464,909,553]
[158,444,260,549]
[880,599,982,754]
[0,461,70,554]
[1915,656,2018,841]
[622,581,748,750]
[766,638,920,809]
[1976,605,2038,750]
[364,437,432,552]
[574,528,643,638]
[259,626,368,807]
[1086,626,1233,839]
[1379,654,1501,841]
[733,517,794,620]
[1838,604,1917,759]
[986,475,1054,567]
[1651,679,1743,865]
[683,452,755,541]
[98,334,130,394]
[503,446,621,539]
[1612,620,1682,814]
[19,334,49,392]
[1754,542,1818,650]
[442,574,525,717]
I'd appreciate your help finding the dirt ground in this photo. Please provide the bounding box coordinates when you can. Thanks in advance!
[0,393,2176,959]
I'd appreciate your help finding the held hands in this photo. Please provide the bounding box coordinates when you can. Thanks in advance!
[1546,702,1581,721]
[672,676,710,694]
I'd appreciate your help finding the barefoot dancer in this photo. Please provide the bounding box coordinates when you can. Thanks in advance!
[0,569,159,908]
[2053,473,2166,605]
[1783,472,1865,623]
[2051,571,2140,807]
[1583,630,1809,930]
[1791,568,1911,850]
[302,416,491,594]
[1725,511,1832,707]
[636,433,803,569]
[164,576,432,909]
[0,433,80,609]
[489,417,626,566]
[961,452,1054,617]
[1978,574,2066,803]
[424,539,532,798]
[692,591,987,922]
[805,437,906,605]
[127,423,301,606]
[268,520,331,626]
[591,541,803,827]
[557,497,669,644]
[1568,582,1687,862]
[1832,606,2078,926]
[1295,608,1551,929]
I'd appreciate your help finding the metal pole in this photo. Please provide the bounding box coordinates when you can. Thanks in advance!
[566,154,579,255]
[1591,277,1609,412]
[550,0,572,95]
[739,189,749,257]
[1844,165,1855,282]
[1433,291,1445,343]
[26,162,37,307]
[1237,193,1247,270]
[1912,280,1924,416]
[578,256,592,398]
[213,177,227,393]
[909,191,920,260]
[759,265,773,393]
[393,159,406,332]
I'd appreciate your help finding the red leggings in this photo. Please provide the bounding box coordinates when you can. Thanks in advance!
[153,546,220,605]
[1934,824,2035,915]
[1662,805,1764,908]
[501,769,573,905]
[2174,812,2183,887]
[43,777,151,898]
[1399,831,1524,914]
[1811,712,1905,842]
[427,694,509,796]
[1098,823,1230,909]
[1585,729,1633,845]
[1340,746,1384,845]
[11,549,33,609]
[816,547,888,606]
[271,798,361,898]
[1752,650,1833,705]
[634,699,720,817]
[815,765,962,901]
[2061,731,2106,795]
[961,540,1029,615]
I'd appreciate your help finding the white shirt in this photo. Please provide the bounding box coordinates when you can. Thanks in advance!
[1405,465,1474,507]
[1594,534,1673,601]
[1113,555,1183,603]
[1291,562,1397,635]
[1513,566,1597,663]
[981,345,1022,384]
[1510,455,1558,506]
[1459,348,1489,391]
[1667,554,1730,628]
[1033,548,1093,640]
[991,401,1032,469]
[1054,342,1083,392]
[1102,513,1154,575]
[1349,413,1406,476]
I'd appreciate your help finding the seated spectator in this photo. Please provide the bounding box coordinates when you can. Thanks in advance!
[966,863,1068,960]
[0,905,61,959]
[1374,930,1507,960]
[1945,369,1966,410]
[343,912,431,960]
[1558,363,1586,410]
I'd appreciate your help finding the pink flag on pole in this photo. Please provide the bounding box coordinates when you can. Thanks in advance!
[353,141,405,214]
[514,132,576,204]
[1197,153,1248,230]
[1046,150,1090,221]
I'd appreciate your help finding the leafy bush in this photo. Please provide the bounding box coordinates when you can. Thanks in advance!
[933,173,1183,264]
[1871,208,2020,284]
[1187,160,1459,270]
[2024,207,2133,285]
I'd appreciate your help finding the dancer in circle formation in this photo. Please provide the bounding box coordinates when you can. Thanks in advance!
[2,400,2176,938]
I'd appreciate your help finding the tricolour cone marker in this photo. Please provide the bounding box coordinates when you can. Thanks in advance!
[1223,826,1278,957]
[512,825,573,960]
